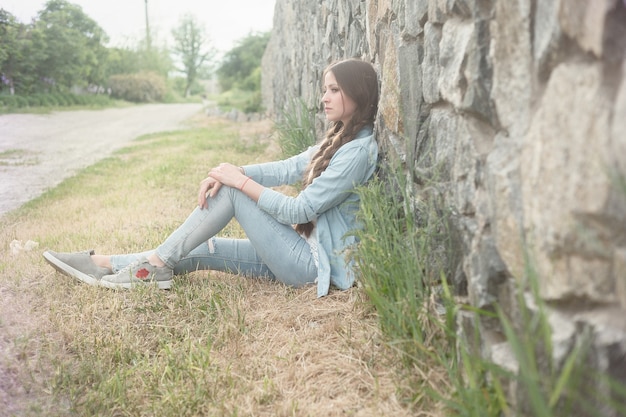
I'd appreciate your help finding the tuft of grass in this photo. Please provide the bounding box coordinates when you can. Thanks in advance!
[274,97,318,157]
[0,148,39,166]
[351,166,458,413]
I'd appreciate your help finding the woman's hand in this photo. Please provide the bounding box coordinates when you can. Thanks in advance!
[197,176,222,209]
[208,163,247,190]
[198,164,247,209]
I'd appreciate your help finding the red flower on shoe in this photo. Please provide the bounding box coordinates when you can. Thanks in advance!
[135,268,150,280]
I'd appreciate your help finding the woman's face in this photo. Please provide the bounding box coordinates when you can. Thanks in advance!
[322,71,357,125]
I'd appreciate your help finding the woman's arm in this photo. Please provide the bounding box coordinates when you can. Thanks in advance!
[256,143,373,224]
[197,146,316,208]
[241,146,317,187]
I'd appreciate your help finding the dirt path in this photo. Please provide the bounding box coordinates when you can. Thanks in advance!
[0,103,203,217]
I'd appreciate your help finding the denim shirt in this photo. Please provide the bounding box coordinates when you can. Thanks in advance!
[242,126,378,297]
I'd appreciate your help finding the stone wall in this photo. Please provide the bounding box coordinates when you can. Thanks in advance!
[262,0,626,413]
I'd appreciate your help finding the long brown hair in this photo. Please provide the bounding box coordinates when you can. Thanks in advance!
[295,58,379,237]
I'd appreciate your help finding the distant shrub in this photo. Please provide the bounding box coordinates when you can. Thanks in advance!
[108,72,167,103]
[45,95,59,106]
[0,95,17,108]
[60,93,76,105]
[14,96,28,107]
[243,91,263,113]
[90,95,111,106]
[27,96,41,106]
[33,94,49,106]
[52,93,69,106]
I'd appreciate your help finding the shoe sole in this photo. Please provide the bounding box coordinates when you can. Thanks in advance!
[43,251,101,287]
[98,278,172,290]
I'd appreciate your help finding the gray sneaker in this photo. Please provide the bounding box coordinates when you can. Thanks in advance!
[100,259,173,290]
[43,249,112,286]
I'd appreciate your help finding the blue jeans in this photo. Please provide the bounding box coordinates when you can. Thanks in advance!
[110,186,318,287]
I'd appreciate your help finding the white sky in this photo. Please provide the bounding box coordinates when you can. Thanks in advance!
[2,0,276,54]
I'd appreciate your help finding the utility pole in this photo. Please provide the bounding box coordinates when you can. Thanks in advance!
[144,0,151,50]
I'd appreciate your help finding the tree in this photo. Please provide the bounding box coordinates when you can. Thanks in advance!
[171,14,215,97]
[216,31,270,92]
[0,9,21,94]
[33,0,109,91]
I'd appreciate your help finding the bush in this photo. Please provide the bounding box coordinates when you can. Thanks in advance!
[243,91,263,113]
[0,95,17,108]
[27,96,41,106]
[90,94,112,106]
[14,96,28,108]
[52,93,69,106]
[44,95,59,106]
[33,94,49,106]
[108,72,167,103]
[60,93,77,106]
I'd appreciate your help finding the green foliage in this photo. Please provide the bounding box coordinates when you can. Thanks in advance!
[0,9,41,95]
[171,14,216,97]
[0,1,109,94]
[274,97,318,157]
[2,1,239,102]
[108,72,167,103]
[105,47,141,76]
[216,32,270,92]
[353,169,456,356]
[32,0,109,91]
[1,1,174,99]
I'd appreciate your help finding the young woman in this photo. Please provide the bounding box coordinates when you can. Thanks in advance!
[43,58,379,297]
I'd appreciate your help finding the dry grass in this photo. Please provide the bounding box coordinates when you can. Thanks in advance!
[0,115,426,416]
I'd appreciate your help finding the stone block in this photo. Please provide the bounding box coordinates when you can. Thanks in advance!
[379,32,401,133]
[490,0,532,137]
[521,62,614,302]
[466,232,508,309]
[615,248,626,309]
[422,22,442,104]
[559,0,618,57]
[438,18,474,108]
[427,108,458,180]
[403,0,428,37]
[486,139,526,280]
[461,19,496,124]
[398,41,423,147]
[611,60,626,174]
[428,0,447,23]
[533,0,562,80]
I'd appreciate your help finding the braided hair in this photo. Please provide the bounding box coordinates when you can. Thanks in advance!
[295,59,379,237]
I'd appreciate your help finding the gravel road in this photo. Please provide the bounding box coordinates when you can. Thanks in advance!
[0,103,203,217]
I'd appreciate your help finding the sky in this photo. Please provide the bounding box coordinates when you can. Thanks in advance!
[2,0,276,54]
